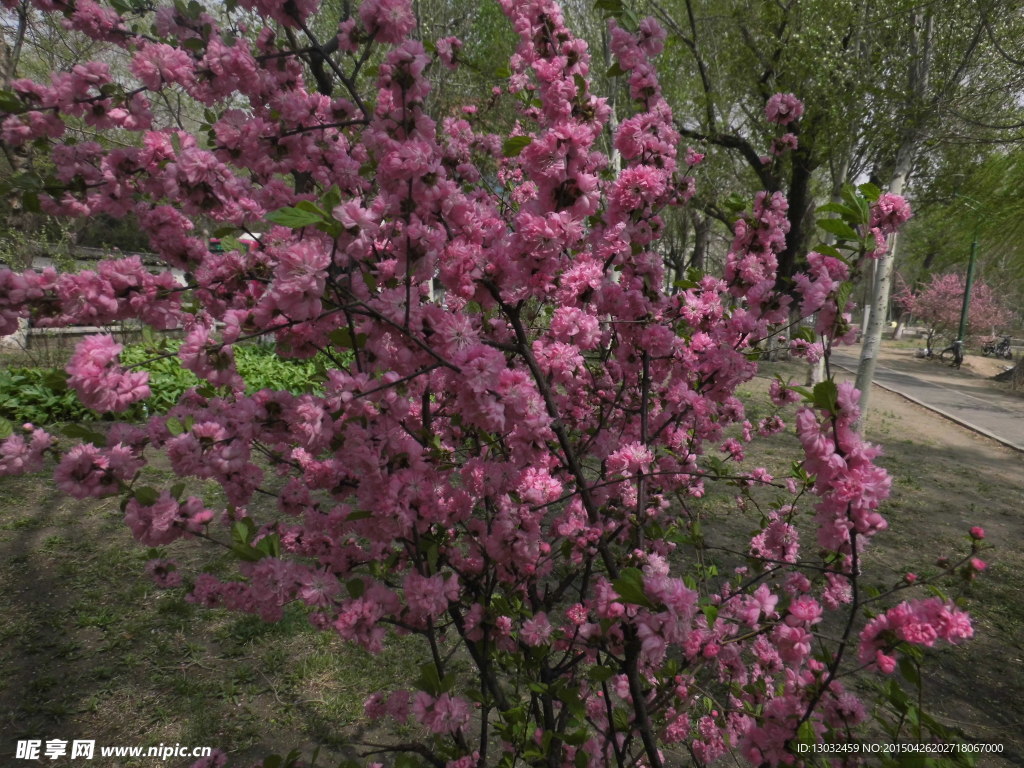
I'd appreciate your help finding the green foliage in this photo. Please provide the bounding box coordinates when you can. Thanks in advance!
[0,341,328,426]
[0,367,95,425]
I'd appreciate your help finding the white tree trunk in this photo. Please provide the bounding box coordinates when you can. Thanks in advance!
[854,170,908,431]
[854,7,932,431]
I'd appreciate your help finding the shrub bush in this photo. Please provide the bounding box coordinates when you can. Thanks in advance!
[0,343,325,426]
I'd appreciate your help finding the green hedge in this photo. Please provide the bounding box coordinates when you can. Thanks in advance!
[0,342,326,427]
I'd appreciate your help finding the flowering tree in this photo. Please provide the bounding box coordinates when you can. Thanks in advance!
[895,272,1012,355]
[0,1,982,766]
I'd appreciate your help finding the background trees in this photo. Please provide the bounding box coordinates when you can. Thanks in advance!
[895,272,1013,355]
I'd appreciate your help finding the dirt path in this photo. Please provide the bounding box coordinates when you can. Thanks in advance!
[830,350,1023,764]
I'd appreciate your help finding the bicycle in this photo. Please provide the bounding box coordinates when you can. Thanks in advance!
[981,335,1013,360]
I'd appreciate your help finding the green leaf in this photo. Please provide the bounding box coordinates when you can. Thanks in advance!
[0,89,25,114]
[564,730,588,747]
[723,192,748,213]
[594,0,624,17]
[701,604,719,626]
[133,486,160,506]
[231,542,263,562]
[812,242,849,261]
[256,533,281,558]
[858,182,882,202]
[605,62,626,78]
[502,135,533,157]
[817,217,859,241]
[612,567,656,609]
[835,280,854,311]
[841,184,870,223]
[61,424,107,447]
[266,206,324,228]
[795,719,816,747]
[587,665,615,683]
[22,191,40,214]
[294,199,324,215]
[0,418,13,439]
[232,518,257,546]
[898,656,920,686]
[328,328,361,349]
[612,708,630,731]
[322,185,342,213]
[816,202,859,219]
[786,385,811,403]
[812,380,839,414]
[414,662,445,696]
[346,578,365,598]
[793,326,816,343]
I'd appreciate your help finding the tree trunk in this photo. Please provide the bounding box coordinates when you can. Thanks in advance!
[854,7,933,431]
[854,192,905,430]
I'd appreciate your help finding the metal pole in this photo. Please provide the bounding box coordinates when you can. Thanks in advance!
[956,225,978,342]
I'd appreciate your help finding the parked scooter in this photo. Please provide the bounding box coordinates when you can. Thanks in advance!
[981,336,1013,360]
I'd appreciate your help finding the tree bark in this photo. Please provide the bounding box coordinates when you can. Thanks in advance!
[854,172,908,430]
[854,7,933,431]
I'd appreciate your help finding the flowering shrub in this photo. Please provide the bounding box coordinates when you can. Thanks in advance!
[0,0,981,765]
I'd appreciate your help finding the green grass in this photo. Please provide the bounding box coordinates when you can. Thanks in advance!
[0,470,419,767]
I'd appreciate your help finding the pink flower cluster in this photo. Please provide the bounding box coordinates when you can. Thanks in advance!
[797,381,891,552]
[859,597,973,673]
[66,335,151,413]
[871,192,913,236]
[124,492,213,546]
[793,250,854,338]
[0,426,55,477]
[764,92,804,125]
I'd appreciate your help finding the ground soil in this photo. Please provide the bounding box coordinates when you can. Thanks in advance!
[0,343,1021,766]
[828,347,1023,765]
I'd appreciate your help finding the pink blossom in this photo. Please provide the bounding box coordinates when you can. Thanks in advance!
[606,442,654,477]
[412,692,470,735]
[521,612,553,646]
[0,428,54,476]
[146,558,183,588]
[764,93,804,125]
[360,0,417,44]
[404,572,458,621]
[66,335,150,412]
[54,444,120,498]
[870,193,912,236]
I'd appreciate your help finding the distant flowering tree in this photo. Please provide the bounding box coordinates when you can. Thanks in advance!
[895,272,1012,354]
[0,1,983,766]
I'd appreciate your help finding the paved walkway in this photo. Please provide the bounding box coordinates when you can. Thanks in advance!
[829,348,1024,452]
